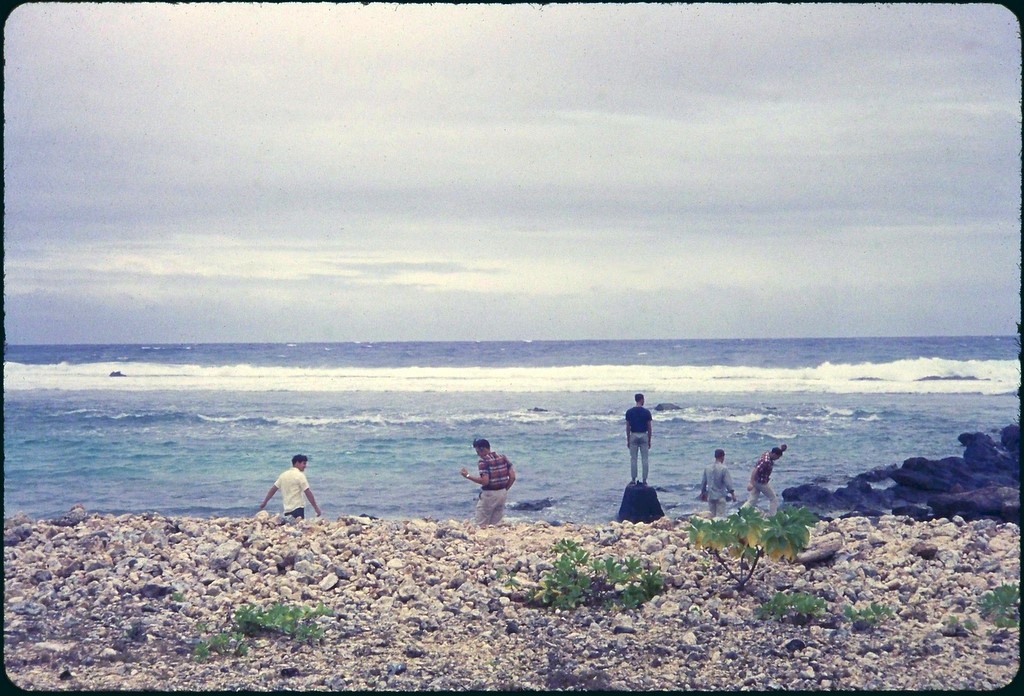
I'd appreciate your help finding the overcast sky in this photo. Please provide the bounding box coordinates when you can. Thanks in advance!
[3,3,1020,344]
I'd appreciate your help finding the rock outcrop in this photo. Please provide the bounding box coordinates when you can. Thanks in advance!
[783,425,1020,523]
[617,482,665,523]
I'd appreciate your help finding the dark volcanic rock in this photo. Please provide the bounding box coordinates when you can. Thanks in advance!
[889,457,966,491]
[928,486,1020,523]
[959,431,1014,470]
[783,426,1020,522]
[832,478,894,509]
[1000,424,1020,452]
[616,483,664,523]
[508,498,555,512]
[782,483,833,506]
[890,505,932,521]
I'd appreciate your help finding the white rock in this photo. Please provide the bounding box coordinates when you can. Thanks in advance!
[640,537,663,554]
[208,541,242,570]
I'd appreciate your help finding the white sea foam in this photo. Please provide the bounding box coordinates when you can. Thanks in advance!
[653,408,767,424]
[3,357,1018,395]
[196,414,268,424]
[724,412,768,424]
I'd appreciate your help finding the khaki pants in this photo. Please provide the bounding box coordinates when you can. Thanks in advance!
[708,498,728,518]
[475,488,508,526]
[744,482,778,515]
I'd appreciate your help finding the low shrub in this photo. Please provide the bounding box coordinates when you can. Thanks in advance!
[193,630,248,662]
[979,584,1020,629]
[843,602,895,628]
[522,538,664,610]
[232,603,333,643]
[688,506,818,589]
[755,591,826,625]
[192,602,333,662]
[942,614,978,636]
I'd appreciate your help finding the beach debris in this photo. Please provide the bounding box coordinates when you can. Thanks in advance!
[796,532,844,566]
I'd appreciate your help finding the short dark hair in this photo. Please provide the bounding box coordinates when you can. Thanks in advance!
[771,447,784,457]
[473,438,490,449]
[292,454,308,465]
[634,393,644,402]
[715,449,725,459]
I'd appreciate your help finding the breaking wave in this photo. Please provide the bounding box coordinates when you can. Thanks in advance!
[3,357,1017,395]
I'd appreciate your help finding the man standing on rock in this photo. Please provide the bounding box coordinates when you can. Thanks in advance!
[461,438,516,526]
[259,454,322,519]
[743,444,787,515]
[625,393,653,485]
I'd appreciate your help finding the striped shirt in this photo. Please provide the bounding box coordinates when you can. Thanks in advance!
[478,452,513,490]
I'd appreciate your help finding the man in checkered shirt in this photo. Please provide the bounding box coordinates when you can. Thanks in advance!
[743,444,787,515]
[460,438,517,526]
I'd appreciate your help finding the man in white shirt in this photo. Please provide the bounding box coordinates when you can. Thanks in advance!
[259,454,322,519]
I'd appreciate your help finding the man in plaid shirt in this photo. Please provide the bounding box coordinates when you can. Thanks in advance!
[743,444,787,515]
[460,438,517,526]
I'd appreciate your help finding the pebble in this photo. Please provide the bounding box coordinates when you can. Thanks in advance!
[2,509,1019,691]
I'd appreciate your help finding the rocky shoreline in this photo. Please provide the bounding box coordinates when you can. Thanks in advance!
[4,504,1020,691]
[783,425,1021,524]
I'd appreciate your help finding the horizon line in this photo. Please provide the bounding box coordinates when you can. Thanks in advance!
[3,334,1018,348]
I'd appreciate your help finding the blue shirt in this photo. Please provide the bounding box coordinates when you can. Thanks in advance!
[625,406,652,433]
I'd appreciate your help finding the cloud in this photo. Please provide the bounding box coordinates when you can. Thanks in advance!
[3,3,1020,343]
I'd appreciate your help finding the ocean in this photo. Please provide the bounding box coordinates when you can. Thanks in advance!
[3,337,1019,524]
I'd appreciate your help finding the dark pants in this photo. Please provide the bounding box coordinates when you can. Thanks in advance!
[285,508,305,519]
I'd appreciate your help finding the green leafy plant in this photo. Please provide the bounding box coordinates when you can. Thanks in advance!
[528,539,663,610]
[942,615,978,636]
[496,568,522,591]
[755,591,826,625]
[191,603,333,662]
[233,603,333,644]
[688,506,818,589]
[843,602,895,628]
[192,630,247,662]
[979,584,1020,629]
